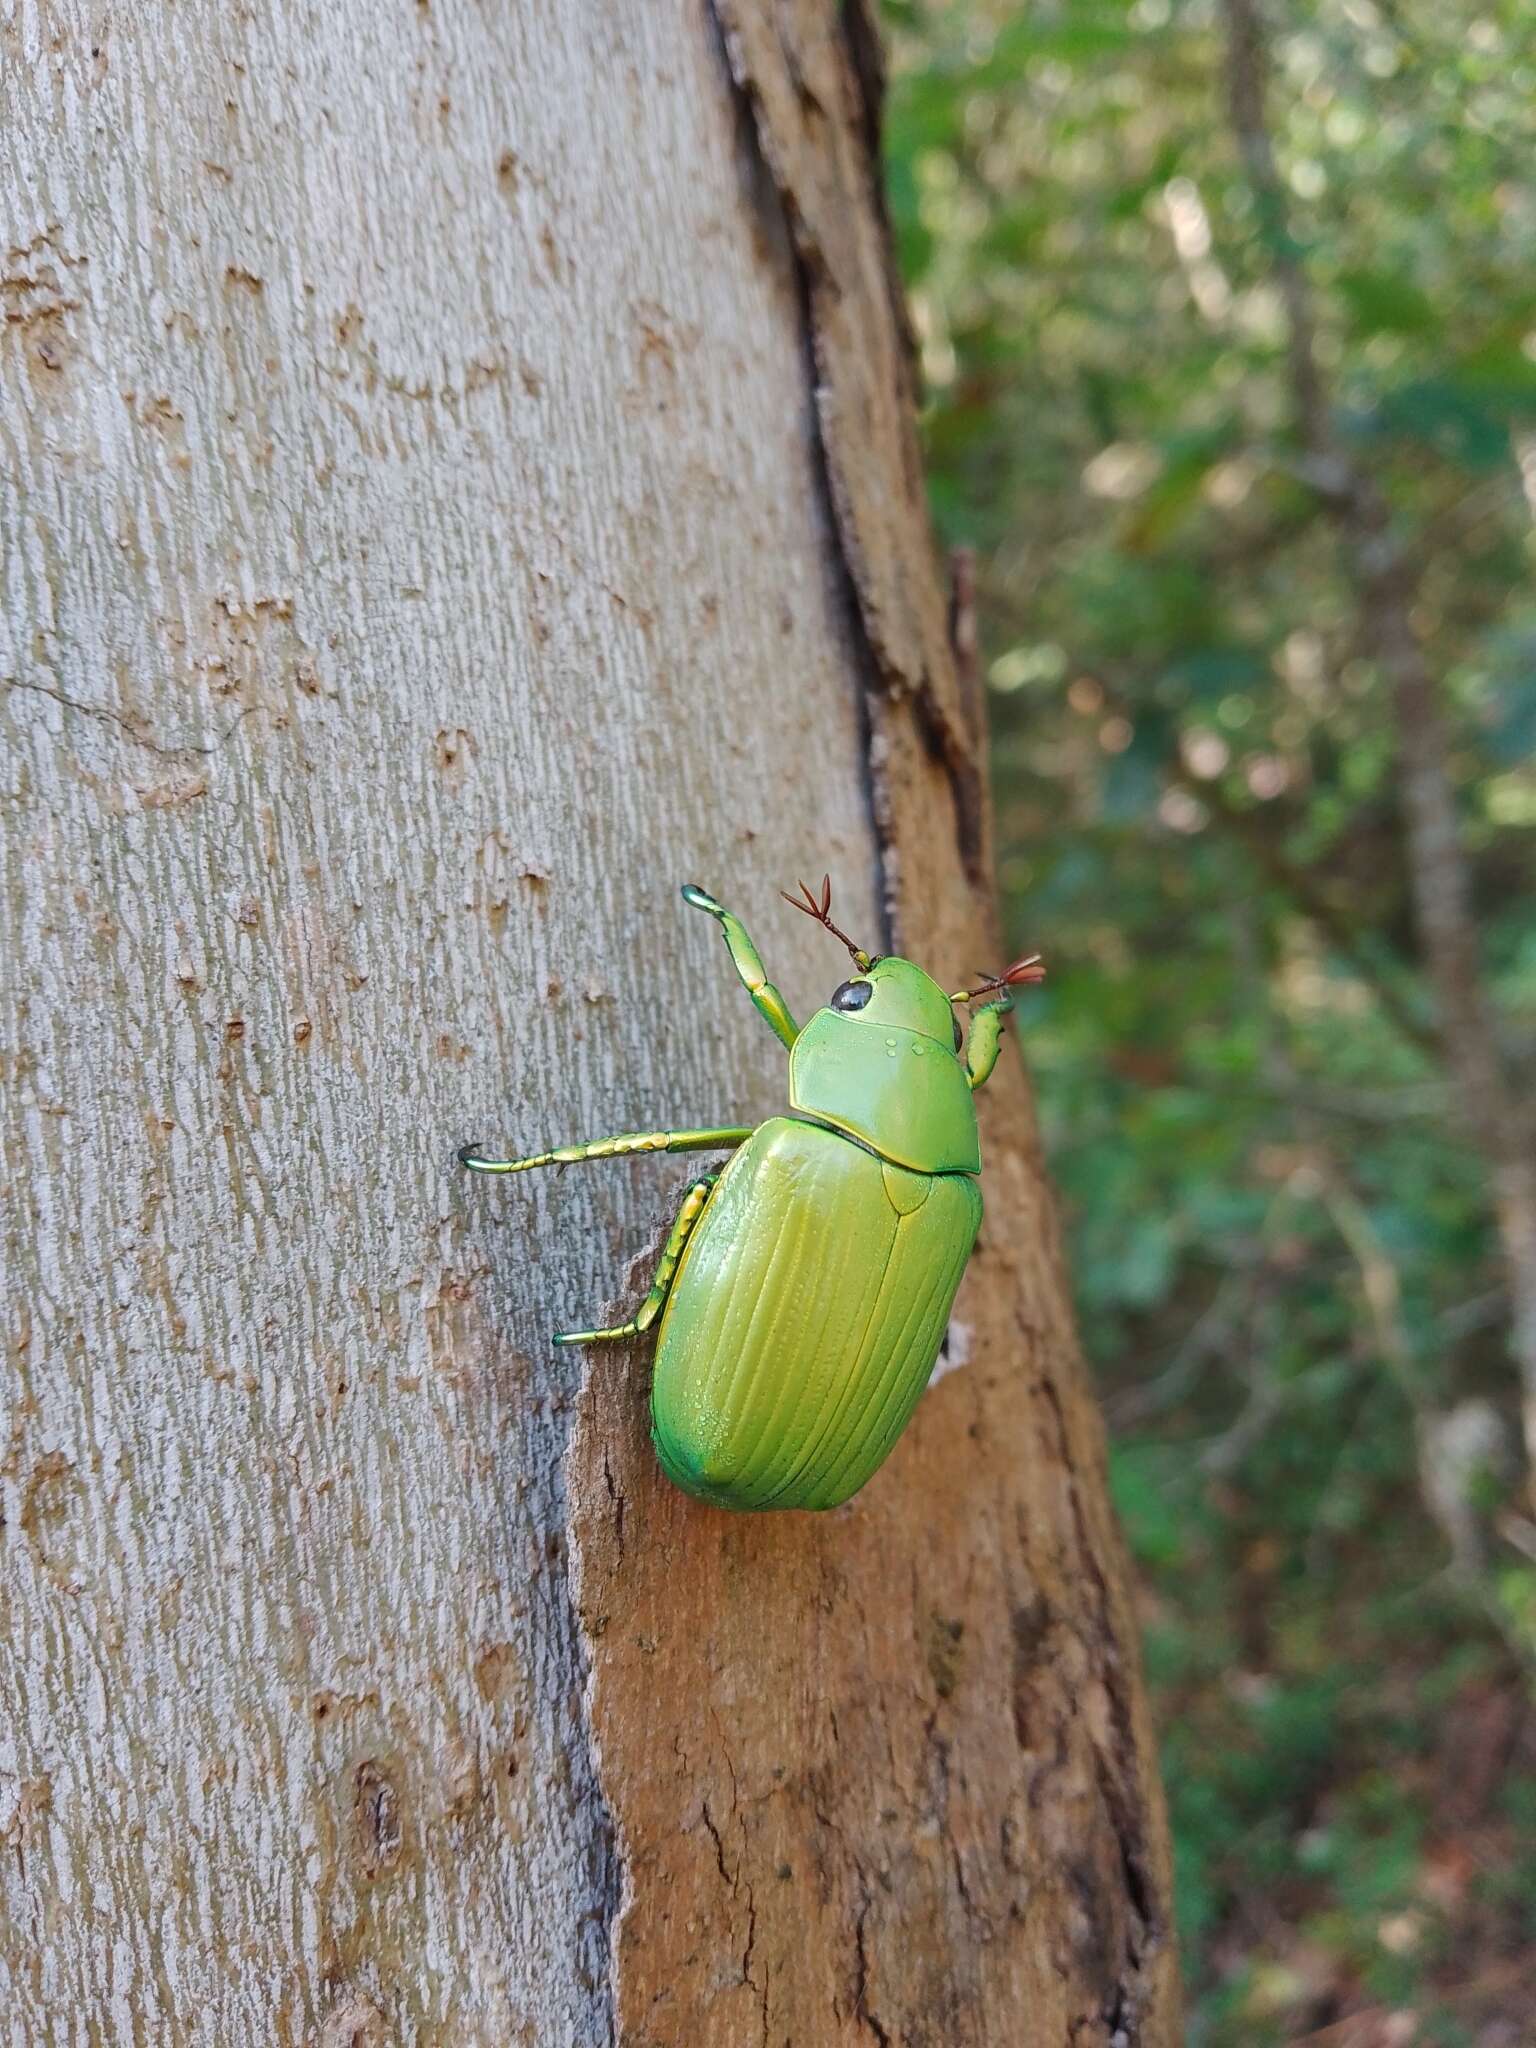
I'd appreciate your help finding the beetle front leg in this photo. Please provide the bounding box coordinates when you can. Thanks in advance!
[962,995,1014,1091]
[554,1173,717,1345]
[681,884,799,1051]
[459,1125,750,1173]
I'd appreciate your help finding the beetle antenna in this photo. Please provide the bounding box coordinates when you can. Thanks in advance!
[949,952,1046,1004]
[780,874,872,971]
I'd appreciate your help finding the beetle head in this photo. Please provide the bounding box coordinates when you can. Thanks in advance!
[786,875,1044,1054]
[782,877,959,1049]
[824,955,961,1048]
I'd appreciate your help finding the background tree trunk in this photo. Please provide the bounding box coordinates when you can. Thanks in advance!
[2,3,1177,2041]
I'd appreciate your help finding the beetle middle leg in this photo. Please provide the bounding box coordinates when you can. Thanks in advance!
[554,1173,717,1346]
[961,994,1014,1091]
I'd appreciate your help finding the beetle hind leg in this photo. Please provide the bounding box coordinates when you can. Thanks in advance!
[554,1173,717,1346]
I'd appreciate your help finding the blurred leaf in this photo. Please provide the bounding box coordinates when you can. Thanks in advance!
[1374,376,1536,467]
[1336,267,1437,336]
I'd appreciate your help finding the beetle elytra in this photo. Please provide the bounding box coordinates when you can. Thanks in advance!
[460,880,1042,1512]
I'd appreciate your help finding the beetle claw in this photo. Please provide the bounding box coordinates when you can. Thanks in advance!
[681,883,725,918]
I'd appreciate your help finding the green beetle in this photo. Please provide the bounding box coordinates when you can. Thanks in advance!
[460,879,1042,1512]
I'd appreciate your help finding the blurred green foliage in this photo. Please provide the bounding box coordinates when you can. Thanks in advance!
[882,0,1536,2037]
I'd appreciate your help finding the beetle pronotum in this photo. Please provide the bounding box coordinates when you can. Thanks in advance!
[461,881,1043,1512]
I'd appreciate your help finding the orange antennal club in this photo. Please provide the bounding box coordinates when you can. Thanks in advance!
[949,953,1046,1004]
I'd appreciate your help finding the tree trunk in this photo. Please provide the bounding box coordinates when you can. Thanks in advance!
[1,4,1178,2042]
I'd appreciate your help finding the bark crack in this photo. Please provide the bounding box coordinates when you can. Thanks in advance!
[701,1793,769,2042]
[4,675,258,759]
[706,0,988,948]
[852,1888,893,2047]
[1029,1334,1162,2034]
[775,185,901,955]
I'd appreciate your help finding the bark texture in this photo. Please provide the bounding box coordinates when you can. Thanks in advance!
[2,3,1177,2042]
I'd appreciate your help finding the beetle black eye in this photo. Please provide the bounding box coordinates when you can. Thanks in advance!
[952,1011,964,1053]
[832,979,873,1012]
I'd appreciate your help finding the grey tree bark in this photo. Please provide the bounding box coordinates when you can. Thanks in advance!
[2,4,1177,2043]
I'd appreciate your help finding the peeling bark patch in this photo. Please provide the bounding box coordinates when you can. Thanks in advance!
[19,1451,85,1583]
[0,1776,53,1875]
[318,1995,387,2048]
[352,1760,403,1878]
[134,772,207,808]
[473,1639,525,1704]
[925,1614,965,1700]
[928,1316,971,1388]
[2,233,84,386]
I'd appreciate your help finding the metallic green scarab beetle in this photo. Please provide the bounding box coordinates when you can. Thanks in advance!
[460,879,1043,1512]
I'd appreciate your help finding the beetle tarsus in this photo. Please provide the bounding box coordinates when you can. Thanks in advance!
[551,1173,717,1350]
